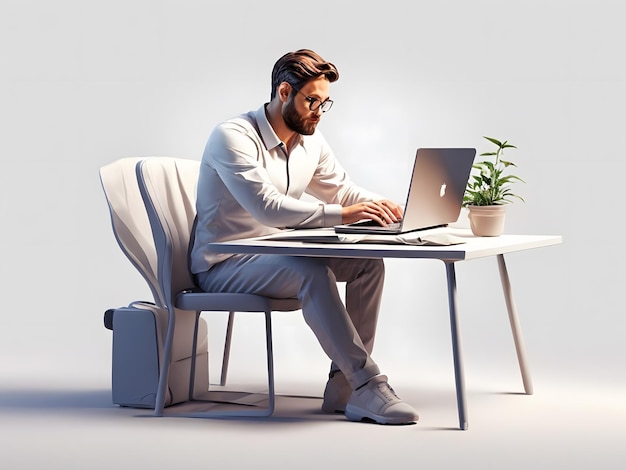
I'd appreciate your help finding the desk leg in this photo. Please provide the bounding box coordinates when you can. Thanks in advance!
[444,261,468,430]
[497,254,534,395]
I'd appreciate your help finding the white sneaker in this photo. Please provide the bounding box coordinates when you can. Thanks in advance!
[321,371,351,413]
[345,375,419,425]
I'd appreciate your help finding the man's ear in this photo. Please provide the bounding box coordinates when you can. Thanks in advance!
[278,82,292,103]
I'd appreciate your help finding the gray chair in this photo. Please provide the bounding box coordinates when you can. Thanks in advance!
[100,157,210,408]
[135,156,302,417]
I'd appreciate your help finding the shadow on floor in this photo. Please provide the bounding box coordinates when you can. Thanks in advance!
[0,388,114,410]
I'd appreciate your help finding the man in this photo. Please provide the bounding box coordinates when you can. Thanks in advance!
[190,49,419,425]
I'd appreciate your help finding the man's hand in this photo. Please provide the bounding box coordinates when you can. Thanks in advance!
[341,200,403,226]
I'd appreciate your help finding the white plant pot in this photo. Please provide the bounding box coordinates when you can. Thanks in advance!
[467,205,506,237]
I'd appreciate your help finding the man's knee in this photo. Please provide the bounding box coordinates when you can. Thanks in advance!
[327,257,385,283]
[367,258,385,276]
[362,258,385,287]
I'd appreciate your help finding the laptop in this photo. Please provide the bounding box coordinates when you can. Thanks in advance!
[334,148,476,235]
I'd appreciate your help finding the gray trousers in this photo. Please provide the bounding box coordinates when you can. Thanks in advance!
[196,254,384,389]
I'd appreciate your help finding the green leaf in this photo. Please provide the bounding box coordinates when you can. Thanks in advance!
[483,136,502,147]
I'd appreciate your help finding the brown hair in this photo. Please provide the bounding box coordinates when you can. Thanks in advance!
[270,49,339,99]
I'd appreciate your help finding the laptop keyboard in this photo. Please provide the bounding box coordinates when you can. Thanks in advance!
[349,219,402,231]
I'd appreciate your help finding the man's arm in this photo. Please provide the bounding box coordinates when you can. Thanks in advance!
[206,122,343,228]
[305,135,402,225]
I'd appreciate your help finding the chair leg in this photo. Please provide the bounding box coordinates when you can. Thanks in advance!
[158,309,276,418]
[154,306,176,417]
[188,311,201,400]
[220,311,235,386]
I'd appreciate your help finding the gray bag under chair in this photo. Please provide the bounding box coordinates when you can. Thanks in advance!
[104,301,209,408]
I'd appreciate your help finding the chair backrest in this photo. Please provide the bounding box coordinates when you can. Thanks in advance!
[100,157,163,306]
[101,157,209,408]
[136,157,200,309]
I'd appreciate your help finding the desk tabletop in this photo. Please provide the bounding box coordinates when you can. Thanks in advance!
[206,228,562,262]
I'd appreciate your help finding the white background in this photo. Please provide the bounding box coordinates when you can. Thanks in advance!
[0,0,624,466]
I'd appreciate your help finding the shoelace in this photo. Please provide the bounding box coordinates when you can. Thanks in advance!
[377,382,400,402]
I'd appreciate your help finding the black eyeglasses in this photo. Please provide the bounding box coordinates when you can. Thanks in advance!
[291,86,334,113]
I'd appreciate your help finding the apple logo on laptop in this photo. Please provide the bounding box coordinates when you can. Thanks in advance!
[439,183,447,197]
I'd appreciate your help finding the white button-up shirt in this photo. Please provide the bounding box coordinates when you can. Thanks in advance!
[190,104,381,273]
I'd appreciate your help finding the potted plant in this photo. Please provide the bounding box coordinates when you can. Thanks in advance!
[463,136,525,236]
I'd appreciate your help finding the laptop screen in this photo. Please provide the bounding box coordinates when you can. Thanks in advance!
[400,148,476,232]
[335,147,475,235]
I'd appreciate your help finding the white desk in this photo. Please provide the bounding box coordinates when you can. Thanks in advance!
[207,228,562,430]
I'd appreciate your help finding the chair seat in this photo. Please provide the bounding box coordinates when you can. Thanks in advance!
[176,288,301,313]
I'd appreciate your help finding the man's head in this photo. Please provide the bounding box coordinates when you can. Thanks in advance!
[270,49,339,100]
[270,49,339,135]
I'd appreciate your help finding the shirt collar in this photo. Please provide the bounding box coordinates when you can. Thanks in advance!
[254,104,303,151]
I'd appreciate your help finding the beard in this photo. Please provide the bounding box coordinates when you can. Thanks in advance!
[282,98,318,135]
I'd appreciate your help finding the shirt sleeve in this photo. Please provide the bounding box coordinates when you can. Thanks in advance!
[206,121,342,228]
[305,134,384,206]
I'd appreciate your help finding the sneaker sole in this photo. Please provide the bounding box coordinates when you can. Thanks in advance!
[344,404,417,425]
[321,403,345,414]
